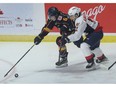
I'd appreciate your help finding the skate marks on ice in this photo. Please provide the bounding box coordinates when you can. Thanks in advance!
[3,62,99,83]
[36,60,110,74]
[1,60,116,84]
[36,61,102,76]
[34,61,116,83]
[0,59,16,83]
[97,55,116,70]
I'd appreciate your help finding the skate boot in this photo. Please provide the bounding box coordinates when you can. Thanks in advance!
[86,62,96,70]
[56,52,68,68]
[96,54,108,63]
[86,54,97,70]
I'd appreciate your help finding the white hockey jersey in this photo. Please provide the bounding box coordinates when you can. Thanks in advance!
[68,15,99,42]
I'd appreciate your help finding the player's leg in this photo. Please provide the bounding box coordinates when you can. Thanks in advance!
[82,30,103,69]
[92,47,108,63]
[80,42,96,70]
[74,36,96,69]
[86,30,107,63]
[55,36,68,67]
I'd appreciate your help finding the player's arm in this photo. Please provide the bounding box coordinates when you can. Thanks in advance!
[68,20,86,42]
[61,19,87,45]
[34,20,54,45]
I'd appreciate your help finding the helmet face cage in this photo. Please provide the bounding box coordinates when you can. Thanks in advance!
[48,13,57,20]
[48,15,56,21]
[75,12,80,17]
[48,7,59,20]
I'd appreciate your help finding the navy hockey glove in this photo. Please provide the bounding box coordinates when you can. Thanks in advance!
[34,35,43,45]
[61,37,70,46]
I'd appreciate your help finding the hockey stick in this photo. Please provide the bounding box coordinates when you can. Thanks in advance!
[58,37,63,62]
[108,61,116,70]
[58,33,65,62]
[4,44,35,77]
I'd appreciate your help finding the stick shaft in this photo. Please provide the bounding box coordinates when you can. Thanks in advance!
[108,61,116,70]
[4,44,35,77]
[58,34,65,62]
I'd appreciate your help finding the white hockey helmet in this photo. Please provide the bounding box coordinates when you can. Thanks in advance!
[68,6,81,17]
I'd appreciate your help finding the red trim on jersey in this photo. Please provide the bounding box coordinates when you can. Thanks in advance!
[94,23,103,32]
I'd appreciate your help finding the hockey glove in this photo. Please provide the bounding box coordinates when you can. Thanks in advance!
[34,35,43,45]
[61,37,70,46]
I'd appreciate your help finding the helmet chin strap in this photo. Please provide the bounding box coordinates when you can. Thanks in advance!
[73,13,79,21]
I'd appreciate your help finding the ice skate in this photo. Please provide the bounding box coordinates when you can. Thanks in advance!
[86,62,97,70]
[56,58,68,68]
[85,54,99,70]
[96,55,108,63]
[56,52,68,68]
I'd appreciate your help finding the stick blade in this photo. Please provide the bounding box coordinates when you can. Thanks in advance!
[108,67,111,70]
[4,73,8,77]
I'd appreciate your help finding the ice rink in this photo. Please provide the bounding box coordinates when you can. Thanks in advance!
[0,42,116,84]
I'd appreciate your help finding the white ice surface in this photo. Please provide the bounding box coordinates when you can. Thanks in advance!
[0,42,116,84]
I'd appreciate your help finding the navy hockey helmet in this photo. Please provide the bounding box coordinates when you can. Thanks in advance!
[48,7,59,19]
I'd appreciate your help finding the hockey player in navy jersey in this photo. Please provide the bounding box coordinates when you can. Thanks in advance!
[61,6,107,70]
[34,7,83,68]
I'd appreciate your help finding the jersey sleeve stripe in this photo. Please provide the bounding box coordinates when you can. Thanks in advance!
[43,27,52,32]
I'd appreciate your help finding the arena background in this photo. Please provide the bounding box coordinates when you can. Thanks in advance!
[0,3,116,42]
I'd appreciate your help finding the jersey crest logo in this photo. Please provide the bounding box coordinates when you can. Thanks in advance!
[76,23,80,28]
[57,16,62,21]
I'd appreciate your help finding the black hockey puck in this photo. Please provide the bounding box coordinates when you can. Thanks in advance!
[14,73,19,78]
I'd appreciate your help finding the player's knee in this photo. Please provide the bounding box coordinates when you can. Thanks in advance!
[56,36,62,46]
[80,42,90,50]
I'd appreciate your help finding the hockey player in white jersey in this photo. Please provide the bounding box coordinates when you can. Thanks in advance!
[61,6,107,70]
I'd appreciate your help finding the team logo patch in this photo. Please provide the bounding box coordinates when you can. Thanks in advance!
[57,16,62,21]
[76,23,80,28]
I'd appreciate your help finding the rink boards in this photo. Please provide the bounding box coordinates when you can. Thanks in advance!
[0,34,116,42]
[0,3,116,42]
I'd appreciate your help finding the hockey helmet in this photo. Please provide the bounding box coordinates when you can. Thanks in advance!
[48,7,59,20]
[68,6,81,17]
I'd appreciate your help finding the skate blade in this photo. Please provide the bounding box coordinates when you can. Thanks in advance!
[56,63,68,68]
[86,64,100,71]
[96,58,109,64]
[101,59,109,64]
